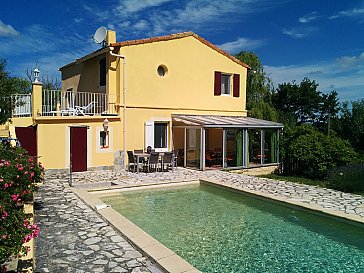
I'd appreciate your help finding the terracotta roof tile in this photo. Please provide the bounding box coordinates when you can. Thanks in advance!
[111,32,250,69]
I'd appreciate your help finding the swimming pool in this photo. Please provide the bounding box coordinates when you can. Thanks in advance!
[101,183,364,273]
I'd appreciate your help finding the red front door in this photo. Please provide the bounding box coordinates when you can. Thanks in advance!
[15,126,37,158]
[70,126,87,172]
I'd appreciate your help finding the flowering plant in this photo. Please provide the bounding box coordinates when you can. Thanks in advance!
[0,142,44,265]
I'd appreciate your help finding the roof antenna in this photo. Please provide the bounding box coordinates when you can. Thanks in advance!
[92,26,107,48]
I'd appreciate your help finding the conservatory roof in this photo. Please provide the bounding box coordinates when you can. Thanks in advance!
[172,114,283,129]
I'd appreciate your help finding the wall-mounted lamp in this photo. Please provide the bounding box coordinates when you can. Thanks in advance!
[103,118,109,132]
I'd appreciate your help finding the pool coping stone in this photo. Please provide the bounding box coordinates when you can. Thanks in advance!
[201,179,364,226]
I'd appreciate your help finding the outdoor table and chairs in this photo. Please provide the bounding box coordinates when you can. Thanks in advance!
[128,150,176,173]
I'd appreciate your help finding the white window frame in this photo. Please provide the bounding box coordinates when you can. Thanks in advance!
[145,119,170,152]
[96,126,113,153]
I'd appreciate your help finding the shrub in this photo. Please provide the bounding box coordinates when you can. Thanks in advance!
[0,143,43,265]
[281,125,358,179]
[326,164,364,193]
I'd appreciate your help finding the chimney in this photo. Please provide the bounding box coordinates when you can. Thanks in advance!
[106,30,116,45]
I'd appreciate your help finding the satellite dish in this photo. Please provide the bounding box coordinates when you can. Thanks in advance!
[93,26,107,46]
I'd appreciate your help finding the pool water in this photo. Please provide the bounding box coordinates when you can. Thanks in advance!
[102,184,364,273]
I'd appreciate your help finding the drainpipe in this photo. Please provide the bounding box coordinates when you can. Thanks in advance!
[109,47,127,170]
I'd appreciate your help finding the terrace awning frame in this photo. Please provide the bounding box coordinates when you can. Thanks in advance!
[172,114,283,129]
[172,114,283,170]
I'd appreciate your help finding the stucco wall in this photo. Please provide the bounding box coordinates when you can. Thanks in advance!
[113,36,247,114]
[61,55,108,93]
[34,117,122,170]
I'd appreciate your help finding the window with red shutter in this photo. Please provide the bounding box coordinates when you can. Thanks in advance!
[214,71,221,96]
[233,74,240,97]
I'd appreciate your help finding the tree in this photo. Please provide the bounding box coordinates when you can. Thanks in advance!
[318,90,340,135]
[281,124,358,179]
[272,78,340,131]
[334,99,364,152]
[234,51,278,121]
[273,78,323,125]
[0,59,31,124]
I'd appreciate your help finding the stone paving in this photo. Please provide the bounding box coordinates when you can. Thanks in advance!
[34,172,163,273]
[35,167,364,273]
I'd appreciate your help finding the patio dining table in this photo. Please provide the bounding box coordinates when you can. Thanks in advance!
[133,152,168,173]
[133,153,150,173]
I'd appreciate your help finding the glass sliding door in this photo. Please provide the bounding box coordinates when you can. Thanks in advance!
[224,129,246,168]
[205,128,223,168]
[263,129,278,164]
[248,129,262,167]
[186,128,201,169]
[172,127,185,167]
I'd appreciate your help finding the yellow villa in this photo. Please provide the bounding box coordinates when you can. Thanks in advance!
[5,30,282,171]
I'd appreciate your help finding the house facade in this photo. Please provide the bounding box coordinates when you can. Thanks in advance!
[7,30,282,171]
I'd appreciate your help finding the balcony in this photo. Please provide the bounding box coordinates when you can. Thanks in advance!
[9,90,118,117]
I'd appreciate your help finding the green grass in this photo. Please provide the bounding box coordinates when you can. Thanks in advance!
[258,174,326,187]
[258,173,364,196]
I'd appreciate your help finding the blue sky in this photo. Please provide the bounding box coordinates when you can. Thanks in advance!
[1,0,363,101]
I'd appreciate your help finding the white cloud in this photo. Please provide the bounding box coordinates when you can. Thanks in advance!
[104,0,265,37]
[0,24,95,79]
[336,52,364,70]
[82,4,110,22]
[0,20,19,37]
[155,0,257,33]
[74,18,84,24]
[116,0,173,14]
[265,56,364,101]
[299,11,319,23]
[0,25,52,55]
[0,24,94,57]
[330,8,364,19]
[218,37,264,53]
[282,28,307,38]
[133,20,150,31]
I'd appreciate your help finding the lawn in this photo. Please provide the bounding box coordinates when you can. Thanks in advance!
[258,174,326,187]
[258,173,364,196]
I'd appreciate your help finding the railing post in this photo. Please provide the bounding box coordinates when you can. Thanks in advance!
[56,100,61,116]
[32,81,43,118]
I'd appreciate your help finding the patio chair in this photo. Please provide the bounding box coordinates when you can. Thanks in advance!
[134,149,146,165]
[146,152,160,173]
[172,150,178,169]
[74,101,97,116]
[127,151,138,172]
[205,150,214,167]
[162,152,174,172]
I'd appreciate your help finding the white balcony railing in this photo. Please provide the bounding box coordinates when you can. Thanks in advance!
[4,91,118,118]
[13,94,32,116]
[2,94,32,117]
[42,90,118,116]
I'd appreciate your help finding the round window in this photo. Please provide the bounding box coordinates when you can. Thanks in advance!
[157,65,167,77]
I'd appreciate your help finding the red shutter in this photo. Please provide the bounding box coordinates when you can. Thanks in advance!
[214,71,221,96]
[233,74,240,97]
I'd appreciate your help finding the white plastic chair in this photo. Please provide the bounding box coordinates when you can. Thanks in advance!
[74,101,97,116]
